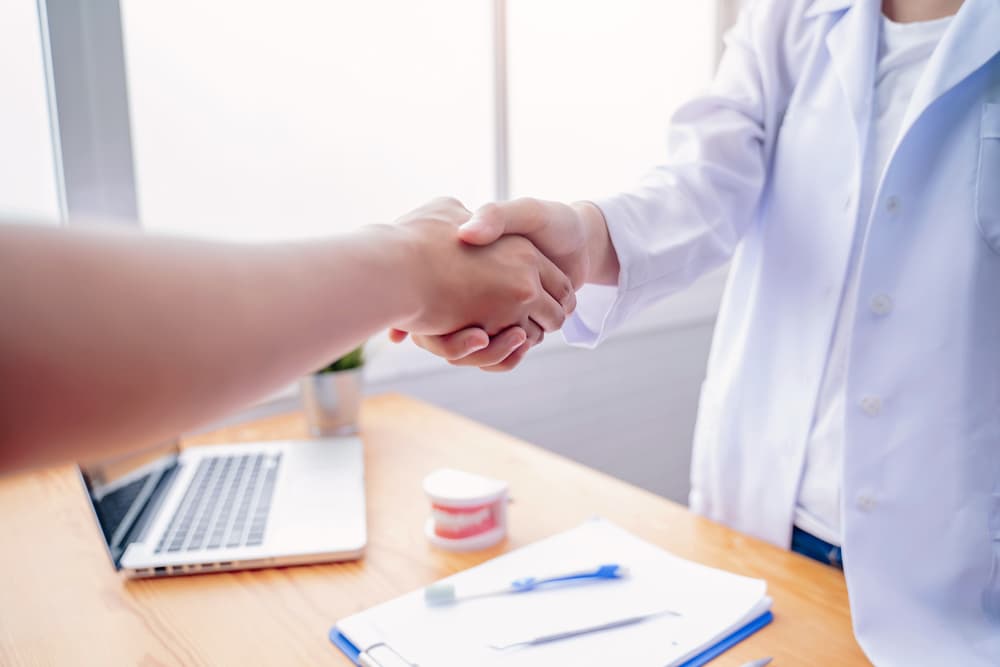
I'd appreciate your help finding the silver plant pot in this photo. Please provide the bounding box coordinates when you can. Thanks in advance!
[300,368,363,436]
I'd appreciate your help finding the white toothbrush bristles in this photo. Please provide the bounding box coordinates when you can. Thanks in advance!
[424,582,458,605]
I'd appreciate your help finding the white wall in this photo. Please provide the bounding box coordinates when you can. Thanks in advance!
[371,318,716,504]
[362,267,726,503]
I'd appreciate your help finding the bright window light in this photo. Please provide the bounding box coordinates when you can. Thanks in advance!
[508,0,716,202]
[120,0,495,242]
[119,1,715,243]
[0,2,61,223]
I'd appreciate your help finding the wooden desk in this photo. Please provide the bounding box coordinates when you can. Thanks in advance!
[0,395,869,666]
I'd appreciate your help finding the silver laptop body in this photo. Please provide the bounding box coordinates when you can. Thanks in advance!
[80,437,366,577]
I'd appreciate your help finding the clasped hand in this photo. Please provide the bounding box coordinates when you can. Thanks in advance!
[390,197,594,371]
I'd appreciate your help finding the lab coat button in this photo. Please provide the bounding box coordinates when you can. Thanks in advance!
[856,494,877,512]
[870,294,893,315]
[860,396,882,416]
[886,195,901,214]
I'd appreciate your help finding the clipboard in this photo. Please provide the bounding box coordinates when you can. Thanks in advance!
[329,519,773,667]
[329,613,774,667]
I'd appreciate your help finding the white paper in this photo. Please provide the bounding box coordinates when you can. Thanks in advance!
[337,519,769,667]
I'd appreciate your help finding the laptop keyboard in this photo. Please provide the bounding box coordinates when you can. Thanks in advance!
[155,452,281,553]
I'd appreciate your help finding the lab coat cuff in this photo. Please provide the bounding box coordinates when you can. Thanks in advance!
[562,196,647,348]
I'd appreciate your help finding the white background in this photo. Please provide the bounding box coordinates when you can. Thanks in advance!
[120,0,495,241]
[0,0,60,223]
[508,0,714,201]
[119,0,714,241]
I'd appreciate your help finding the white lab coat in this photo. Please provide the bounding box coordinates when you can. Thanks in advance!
[564,0,1000,664]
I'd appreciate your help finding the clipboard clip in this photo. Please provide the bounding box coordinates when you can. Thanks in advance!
[359,643,417,667]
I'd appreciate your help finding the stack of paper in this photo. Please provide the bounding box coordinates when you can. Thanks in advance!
[332,519,772,667]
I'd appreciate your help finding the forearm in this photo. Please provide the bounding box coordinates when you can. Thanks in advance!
[0,223,415,471]
[573,201,620,286]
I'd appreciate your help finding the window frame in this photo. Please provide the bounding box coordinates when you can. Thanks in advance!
[38,0,139,226]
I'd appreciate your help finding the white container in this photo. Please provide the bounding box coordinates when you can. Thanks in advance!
[423,468,508,551]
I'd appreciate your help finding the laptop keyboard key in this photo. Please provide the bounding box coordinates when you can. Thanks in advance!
[154,453,281,555]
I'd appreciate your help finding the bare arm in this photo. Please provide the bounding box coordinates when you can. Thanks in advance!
[0,199,574,472]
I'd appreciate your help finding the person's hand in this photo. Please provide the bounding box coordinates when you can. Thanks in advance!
[458,198,596,289]
[389,198,576,357]
[391,198,616,371]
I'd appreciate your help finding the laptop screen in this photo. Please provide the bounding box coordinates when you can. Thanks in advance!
[78,440,181,568]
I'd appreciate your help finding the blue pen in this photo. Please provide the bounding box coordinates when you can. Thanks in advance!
[424,563,628,605]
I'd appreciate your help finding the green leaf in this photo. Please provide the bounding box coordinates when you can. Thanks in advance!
[317,344,365,373]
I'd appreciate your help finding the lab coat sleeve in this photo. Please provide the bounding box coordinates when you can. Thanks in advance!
[564,1,792,347]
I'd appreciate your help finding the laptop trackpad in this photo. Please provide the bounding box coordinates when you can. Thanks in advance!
[267,437,367,554]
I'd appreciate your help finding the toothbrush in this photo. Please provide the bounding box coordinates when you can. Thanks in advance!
[423,563,628,606]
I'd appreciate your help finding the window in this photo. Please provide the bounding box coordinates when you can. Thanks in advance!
[120,0,494,241]
[507,1,714,201]
[115,0,715,241]
[0,1,60,223]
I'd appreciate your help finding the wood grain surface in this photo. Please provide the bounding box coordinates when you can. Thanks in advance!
[0,394,870,666]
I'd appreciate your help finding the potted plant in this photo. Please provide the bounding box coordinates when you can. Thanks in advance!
[300,344,365,436]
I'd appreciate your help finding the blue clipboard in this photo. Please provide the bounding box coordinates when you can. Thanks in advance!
[329,627,362,664]
[328,610,774,666]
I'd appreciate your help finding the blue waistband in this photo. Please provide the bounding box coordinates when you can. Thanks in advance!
[791,526,843,569]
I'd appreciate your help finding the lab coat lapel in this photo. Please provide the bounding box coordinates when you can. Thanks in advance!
[897,0,1000,138]
[823,1,880,162]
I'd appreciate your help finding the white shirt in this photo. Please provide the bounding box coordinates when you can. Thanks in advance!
[562,0,1000,664]
[794,13,953,547]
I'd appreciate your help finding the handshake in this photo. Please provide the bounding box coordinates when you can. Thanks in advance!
[382,196,617,372]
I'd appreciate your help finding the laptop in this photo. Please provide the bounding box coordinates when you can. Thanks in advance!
[79,436,366,577]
